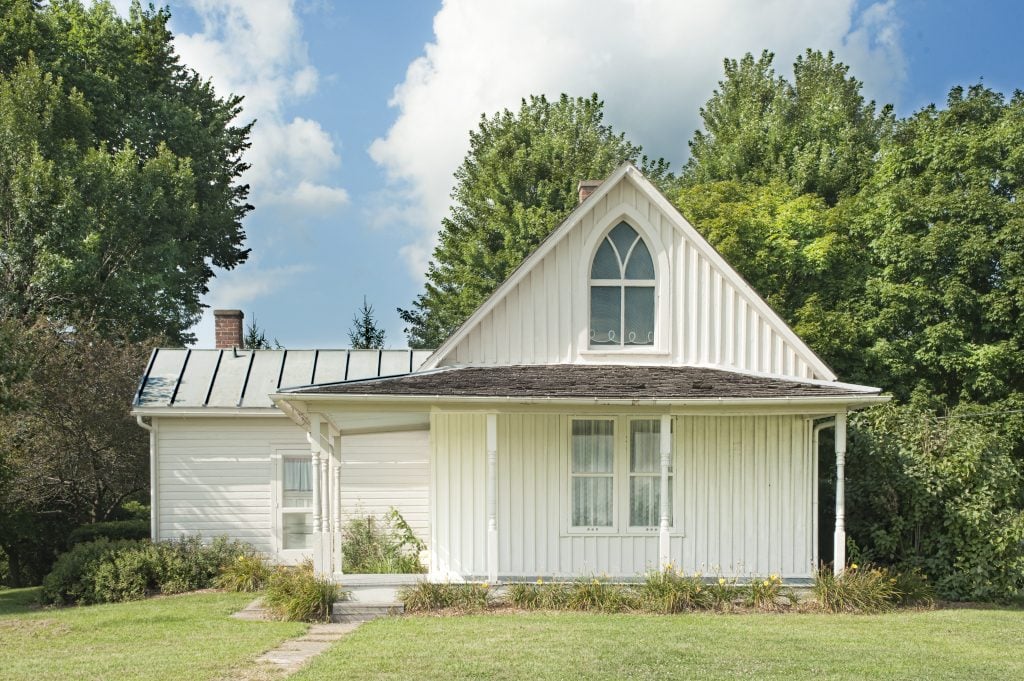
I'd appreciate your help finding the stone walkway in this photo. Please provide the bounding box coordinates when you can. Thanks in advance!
[255,622,361,674]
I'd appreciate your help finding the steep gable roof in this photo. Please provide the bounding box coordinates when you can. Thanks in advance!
[422,163,837,382]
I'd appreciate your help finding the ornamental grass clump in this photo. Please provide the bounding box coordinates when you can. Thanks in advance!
[813,564,899,613]
[400,581,493,612]
[888,567,936,608]
[565,577,636,613]
[638,568,707,613]
[216,553,272,592]
[745,573,786,611]
[706,574,740,611]
[263,559,341,622]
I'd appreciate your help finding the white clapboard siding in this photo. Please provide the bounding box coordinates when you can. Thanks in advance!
[435,172,826,381]
[155,417,306,554]
[431,411,815,579]
[338,430,430,544]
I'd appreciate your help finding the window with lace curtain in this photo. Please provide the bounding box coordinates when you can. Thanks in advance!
[589,222,656,348]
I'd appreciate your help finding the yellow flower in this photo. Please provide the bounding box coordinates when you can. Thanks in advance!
[695,587,702,593]
[592,578,600,585]
[481,582,489,589]
[762,580,770,587]
[769,574,779,581]
[718,577,726,585]
[851,563,859,570]
[536,578,544,585]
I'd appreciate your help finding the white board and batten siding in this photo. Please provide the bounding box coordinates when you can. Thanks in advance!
[431,173,831,382]
[431,411,815,580]
[154,417,431,558]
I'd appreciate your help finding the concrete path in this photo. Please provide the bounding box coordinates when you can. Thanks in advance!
[255,622,361,674]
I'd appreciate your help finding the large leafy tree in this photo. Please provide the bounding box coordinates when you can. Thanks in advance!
[857,85,1024,406]
[399,93,673,348]
[686,50,889,205]
[0,0,251,343]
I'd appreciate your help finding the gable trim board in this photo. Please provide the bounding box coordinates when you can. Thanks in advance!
[421,163,837,382]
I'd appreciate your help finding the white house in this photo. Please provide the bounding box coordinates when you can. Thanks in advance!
[132,163,886,583]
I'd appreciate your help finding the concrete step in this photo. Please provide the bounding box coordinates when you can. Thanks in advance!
[331,601,404,623]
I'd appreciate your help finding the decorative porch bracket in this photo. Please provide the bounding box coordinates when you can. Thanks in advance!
[833,411,847,576]
[486,413,498,583]
[658,414,672,568]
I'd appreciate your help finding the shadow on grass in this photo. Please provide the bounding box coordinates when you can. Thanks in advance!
[0,587,41,616]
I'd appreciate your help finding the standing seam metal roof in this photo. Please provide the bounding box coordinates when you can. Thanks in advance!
[133,348,434,409]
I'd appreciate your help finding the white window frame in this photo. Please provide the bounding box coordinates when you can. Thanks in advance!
[271,448,314,563]
[565,416,676,536]
[588,222,656,350]
[626,417,673,534]
[567,418,618,534]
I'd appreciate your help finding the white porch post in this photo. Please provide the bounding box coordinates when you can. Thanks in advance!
[486,413,498,583]
[833,411,847,576]
[331,430,343,575]
[308,413,325,575]
[658,414,672,568]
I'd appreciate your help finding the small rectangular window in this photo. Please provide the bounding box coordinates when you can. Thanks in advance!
[629,419,672,528]
[280,456,313,551]
[571,420,614,527]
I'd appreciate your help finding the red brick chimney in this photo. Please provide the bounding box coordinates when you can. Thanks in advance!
[214,309,244,349]
[578,180,602,204]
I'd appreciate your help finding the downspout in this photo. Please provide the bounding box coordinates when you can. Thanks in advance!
[812,418,835,573]
[136,415,158,541]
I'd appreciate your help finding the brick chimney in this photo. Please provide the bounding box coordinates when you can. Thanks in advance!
[214,309,244,349]
[578,180,602,204]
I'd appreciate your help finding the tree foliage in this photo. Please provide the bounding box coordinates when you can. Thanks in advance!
[399,93,673,348]
[0,0,251,343]
[0,323,153,585]
[349,297,386,349]
[847,403,1024,601]
[686,50,889,205]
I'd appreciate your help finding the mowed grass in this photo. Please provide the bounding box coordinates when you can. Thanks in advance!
[0,587,305,681]
[293,608,1024,681]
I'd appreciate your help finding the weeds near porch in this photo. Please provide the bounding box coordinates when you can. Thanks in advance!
[813,564,898,613]
[216,554,271,592]
[400,581,492,612]
[342,509,426,574]
[263,560,342,622]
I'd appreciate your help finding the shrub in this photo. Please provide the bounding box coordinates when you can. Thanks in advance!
[637,569,707,613]
[263,560,341,622]
[745,574,785,611]
[400,581,492,612]
[217,554,272,593]
[847,403,1024,601]
[41,539,147,605]
[342,509,425,574]
[67,520,150,547]
[813,564,899,613]
[40,535,251,605]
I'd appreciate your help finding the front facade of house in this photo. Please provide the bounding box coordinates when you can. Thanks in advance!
[133,164,885,583]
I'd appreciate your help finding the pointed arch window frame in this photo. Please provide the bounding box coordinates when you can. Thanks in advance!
[588,221,657,349]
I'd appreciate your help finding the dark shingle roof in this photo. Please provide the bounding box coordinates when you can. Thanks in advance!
[283,364,880,400]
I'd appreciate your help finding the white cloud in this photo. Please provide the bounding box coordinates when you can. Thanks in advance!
[371,0,906,280]
[170,0,349,211]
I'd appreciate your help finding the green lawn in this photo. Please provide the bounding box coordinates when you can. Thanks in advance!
[0,587,305,681]
[293,608,1024,681]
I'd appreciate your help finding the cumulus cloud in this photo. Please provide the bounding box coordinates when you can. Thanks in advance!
[371,0,906,279]
[171,0,348,210]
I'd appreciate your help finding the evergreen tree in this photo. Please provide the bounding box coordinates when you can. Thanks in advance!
[399,93,673,348]
[349,297,385,349]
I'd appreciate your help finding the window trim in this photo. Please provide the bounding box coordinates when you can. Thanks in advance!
[588,222,657,349]
[565,416,678,537]
[271,448,315,563]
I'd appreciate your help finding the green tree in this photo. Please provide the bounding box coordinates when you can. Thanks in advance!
[399,93,673,348]
[674,181,872,383]
[243,316,281,350]
[349,297,385,349]
[857,85,1024,406]
[686,50,889,205]
[0,0,251,343]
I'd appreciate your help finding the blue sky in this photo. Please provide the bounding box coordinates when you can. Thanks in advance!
[113,1,1024,349]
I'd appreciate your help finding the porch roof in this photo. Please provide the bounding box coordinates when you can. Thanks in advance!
[281,364,882,401]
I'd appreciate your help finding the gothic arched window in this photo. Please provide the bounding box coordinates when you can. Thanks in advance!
[589,222,655,347]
